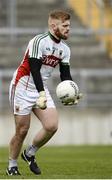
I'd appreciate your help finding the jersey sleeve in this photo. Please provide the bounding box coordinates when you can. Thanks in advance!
[61,46,71,65]
[28,37,43,59]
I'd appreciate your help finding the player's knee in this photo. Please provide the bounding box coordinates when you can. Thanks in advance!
[19,127,29,139]
[44,122,58,133]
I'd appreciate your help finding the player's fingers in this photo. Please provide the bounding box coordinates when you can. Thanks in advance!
[68,101,75,105]
[77,93,83,99]
[62,101,75,106]
[74,99,78,105]
[62,101,68,105]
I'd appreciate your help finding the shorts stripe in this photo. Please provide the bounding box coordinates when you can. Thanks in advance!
[10,85,15,112]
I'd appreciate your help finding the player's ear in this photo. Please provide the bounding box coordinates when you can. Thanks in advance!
[51,23,57,31]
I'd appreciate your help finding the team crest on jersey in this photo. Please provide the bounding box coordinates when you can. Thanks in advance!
[59,50,63,58]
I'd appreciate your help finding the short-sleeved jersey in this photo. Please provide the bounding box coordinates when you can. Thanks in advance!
[12,32,71,90]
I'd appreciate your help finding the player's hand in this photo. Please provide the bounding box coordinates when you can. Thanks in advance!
[62,93,83,106]
[36,91,47,109]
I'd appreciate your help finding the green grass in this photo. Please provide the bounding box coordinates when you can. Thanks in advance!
[0,145,112,179]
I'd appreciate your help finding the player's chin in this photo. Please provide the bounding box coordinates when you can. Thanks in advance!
[63,33,69,40]
[62,35,68,40]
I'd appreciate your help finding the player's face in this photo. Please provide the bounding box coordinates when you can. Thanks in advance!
[54,20,70,40]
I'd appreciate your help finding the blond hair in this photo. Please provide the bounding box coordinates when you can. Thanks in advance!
[49,10,70,21]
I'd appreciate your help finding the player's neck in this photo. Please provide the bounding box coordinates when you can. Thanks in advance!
[48,31,60,43]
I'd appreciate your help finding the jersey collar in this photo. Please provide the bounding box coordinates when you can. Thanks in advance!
[48,32,60,43]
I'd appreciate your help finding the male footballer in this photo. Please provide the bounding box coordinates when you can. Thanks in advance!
[6,9,81,175]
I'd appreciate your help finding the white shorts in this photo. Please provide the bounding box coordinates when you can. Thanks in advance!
[9,81,55,115]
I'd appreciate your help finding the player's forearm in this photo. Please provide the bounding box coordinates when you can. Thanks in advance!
[59,63,72,81]
[29,57,44,92]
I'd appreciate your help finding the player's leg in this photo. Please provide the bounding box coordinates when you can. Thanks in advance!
[21,107,58,175]
[31,87,58,148]
[9,114,31,159]
[21,86,58,175]
[7,82,33,175]
[32,107,58,148]
[6,114,30,175]
[21,87,58,175]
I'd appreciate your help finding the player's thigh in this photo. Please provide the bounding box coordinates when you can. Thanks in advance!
[14,114,31,134]
[33,108,58,131]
